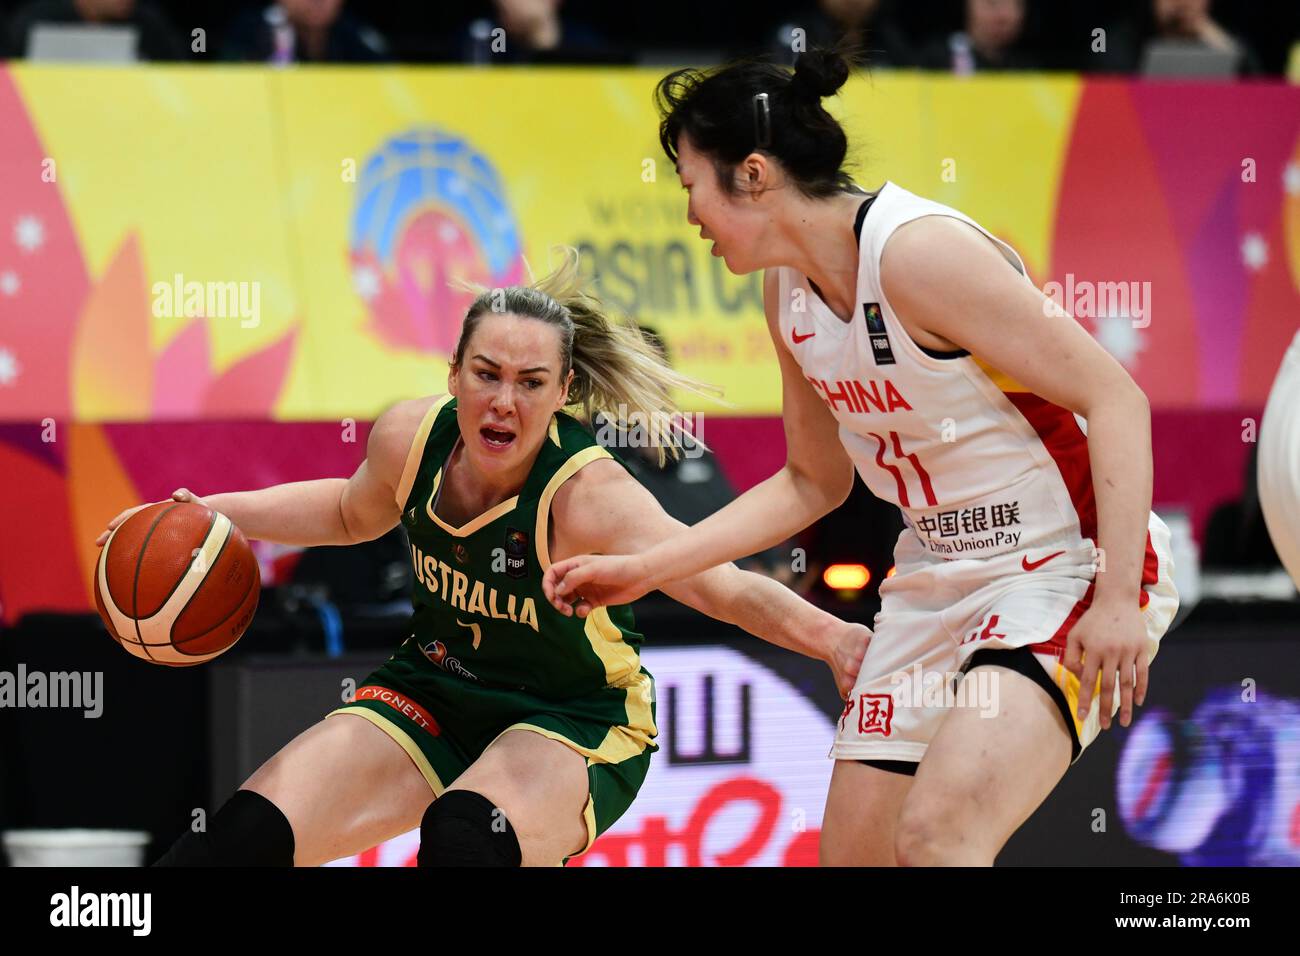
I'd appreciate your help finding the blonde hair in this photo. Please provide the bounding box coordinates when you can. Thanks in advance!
[451,247,722,463]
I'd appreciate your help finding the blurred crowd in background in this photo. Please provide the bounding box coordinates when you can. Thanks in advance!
[1,0,1298,77]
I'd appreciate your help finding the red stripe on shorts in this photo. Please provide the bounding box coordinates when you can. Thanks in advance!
[354,685,441,736]
[1138,531,1159,609]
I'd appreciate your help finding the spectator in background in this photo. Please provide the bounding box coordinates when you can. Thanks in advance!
[463,0,616,64]
[769,0,913,68]
[5,0,185,59]
[1142,0,1262,75]
[223,0,388,63]
[1089,0,1263,76]
[916,0,1045,73]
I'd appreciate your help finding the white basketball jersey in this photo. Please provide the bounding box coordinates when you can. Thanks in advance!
[776,181,1148,561]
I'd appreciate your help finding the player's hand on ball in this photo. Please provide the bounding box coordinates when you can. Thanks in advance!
[826,621,872,699]
[543,553,653,618]
[1063,597,1149,731]
[94,488,207,547]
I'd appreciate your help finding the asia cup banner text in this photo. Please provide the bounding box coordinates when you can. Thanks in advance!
[2,65,1299,623]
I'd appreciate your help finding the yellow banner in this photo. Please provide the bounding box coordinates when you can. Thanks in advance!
[9,66,1082,419]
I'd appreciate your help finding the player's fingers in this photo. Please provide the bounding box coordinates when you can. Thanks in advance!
[574,598,593,619]
[547,558,580,597]
[1135,651,1150,708]
[1075,653,1099,723]
[1117,654,1137,728]
[107,505,139,529]
[96,503,147,546]
[1063,636,1083,678]
[171,488,193,502]
[541,566,563,607]
[554,561,596,599]
[1098,652,1118,730]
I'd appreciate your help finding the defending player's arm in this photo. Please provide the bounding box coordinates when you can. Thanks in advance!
[544,269,855,609]
[880,216,1153,729]
[549,458,870,697]
[95,397,429,549]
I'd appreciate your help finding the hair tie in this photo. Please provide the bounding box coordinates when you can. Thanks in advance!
[752,92,771,149]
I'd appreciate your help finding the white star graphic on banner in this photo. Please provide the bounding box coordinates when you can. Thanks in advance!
[0,271,19,297]
[0,347,20,386]
[1241,232,1268,272]
[13,215,45,253]
[1285,163,1300,197]
[352,264,381,302]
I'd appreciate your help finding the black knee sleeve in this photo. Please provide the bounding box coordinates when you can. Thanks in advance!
[417,790,521,867]
[153,789,295,867]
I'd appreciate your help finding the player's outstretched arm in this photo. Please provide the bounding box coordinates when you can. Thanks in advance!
[543,270,856,610]
[548,458,870,697]
[94,396,432,549]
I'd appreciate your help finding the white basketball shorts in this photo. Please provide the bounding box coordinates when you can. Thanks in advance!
[830,516,1179,765]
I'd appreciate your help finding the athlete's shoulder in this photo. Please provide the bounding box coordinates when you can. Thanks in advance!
[547,452,636,551]
[374,394,451,451]
[552,409,607,453]
[372,394,451,506]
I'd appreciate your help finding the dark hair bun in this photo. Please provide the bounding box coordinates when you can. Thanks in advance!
[790,48,851,101]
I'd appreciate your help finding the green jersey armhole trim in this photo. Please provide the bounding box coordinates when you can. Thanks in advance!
[533,444,615,573]
[395,394,453,510]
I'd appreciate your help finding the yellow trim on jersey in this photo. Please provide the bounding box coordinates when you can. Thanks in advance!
[971,355,1031,394]
[491,710,656,768]
[533,444,615,571]
[426,484,521,537]
[424,433,521,537]
[395,394,453,510]
[548,415,561,447]
[578,789,599,857]
[532,443,646,689]
[584,607,645,692]
[326,706,445,796]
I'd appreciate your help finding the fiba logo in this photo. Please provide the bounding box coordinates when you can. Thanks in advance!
[348,128,526,356]
[863,302,896,365]
[504,527,528,579]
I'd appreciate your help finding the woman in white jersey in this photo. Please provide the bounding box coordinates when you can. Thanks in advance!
[544,48,1180,865]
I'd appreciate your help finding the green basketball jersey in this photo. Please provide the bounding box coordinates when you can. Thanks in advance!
[394,395,647,700]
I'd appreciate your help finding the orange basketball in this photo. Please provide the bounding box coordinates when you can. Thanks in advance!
[94,501,260,666]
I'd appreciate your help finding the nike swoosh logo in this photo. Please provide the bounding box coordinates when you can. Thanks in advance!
[1021,551,1066,572]
[456,618,482,650]
[792,329,816,344]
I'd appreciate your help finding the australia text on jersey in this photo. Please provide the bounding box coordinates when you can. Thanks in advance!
[410,543,540,633]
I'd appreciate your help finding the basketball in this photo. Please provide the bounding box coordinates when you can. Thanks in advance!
[94,501,260,666]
